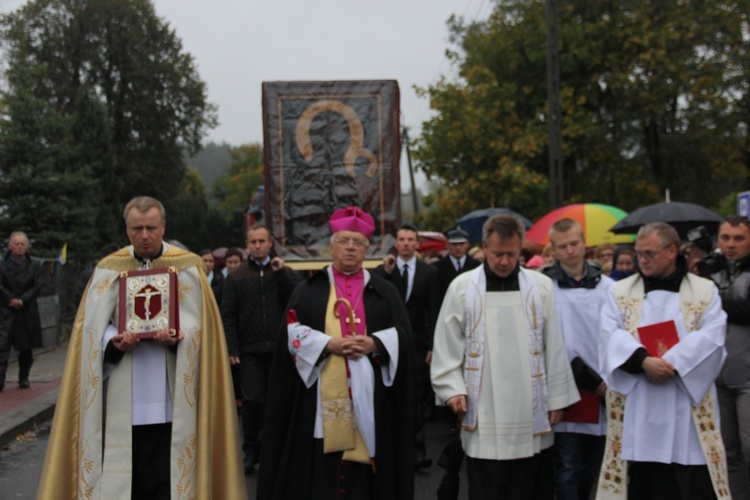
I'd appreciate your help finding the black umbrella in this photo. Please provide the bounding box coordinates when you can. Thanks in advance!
[456,208,533,244]
[609,202,723,238]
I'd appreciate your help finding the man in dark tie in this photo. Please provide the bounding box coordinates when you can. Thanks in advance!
[432,227,481,305]
[375,224,441,469]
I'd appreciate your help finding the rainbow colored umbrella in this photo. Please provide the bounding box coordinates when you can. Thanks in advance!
[526,203,635,247]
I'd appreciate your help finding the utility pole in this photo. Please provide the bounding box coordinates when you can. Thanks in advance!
[402,127,420,216]
[546,0,563,209]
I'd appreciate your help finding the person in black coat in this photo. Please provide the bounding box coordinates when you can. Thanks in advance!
[0,231,42,391]
[257,207,416,500]
[221,226,298,475]
[374,224,441,469]
[433,227,481,305]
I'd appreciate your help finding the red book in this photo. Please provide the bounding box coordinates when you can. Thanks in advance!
[118,267,180,340]
[637,320,679,357]
[561,389,600,424]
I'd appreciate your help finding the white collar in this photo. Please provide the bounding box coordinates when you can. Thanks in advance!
[397,256,416,270]
[252,256,271,266]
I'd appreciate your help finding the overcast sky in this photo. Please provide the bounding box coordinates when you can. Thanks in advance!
[1,0,494,188]
[149,0,492,146]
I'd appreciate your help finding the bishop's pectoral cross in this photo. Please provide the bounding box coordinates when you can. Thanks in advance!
[334,297,360,336]
[346,315,361,327]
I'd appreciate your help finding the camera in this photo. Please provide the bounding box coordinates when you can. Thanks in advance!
[687,226,723,277]
[696,252,724,277]
[687,226,714,254]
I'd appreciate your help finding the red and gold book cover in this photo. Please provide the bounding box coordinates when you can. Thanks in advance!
[118,267,179,340]
[561,389,600,424]
[637,320,679,357]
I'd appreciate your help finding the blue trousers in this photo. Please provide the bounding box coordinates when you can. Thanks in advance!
[553,432,605,500]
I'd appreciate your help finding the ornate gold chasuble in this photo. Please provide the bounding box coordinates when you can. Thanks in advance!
[36,245,246,500]
[596,274,730,500]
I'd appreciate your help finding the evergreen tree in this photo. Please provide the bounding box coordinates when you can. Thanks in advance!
[0,0,217,256]
[166,167,232,251]
[0,64,99,259]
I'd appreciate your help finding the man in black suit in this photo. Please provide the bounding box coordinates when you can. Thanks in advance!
[375,225,441,469]
[433,227,481,304]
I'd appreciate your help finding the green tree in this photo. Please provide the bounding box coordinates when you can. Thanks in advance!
[0,0,217,251]
[165,167,231,251]
[185,141,232,190]
[211,143,265,221]
[417,1,749,218]
[0,64,100,259]
[69,82,120,248]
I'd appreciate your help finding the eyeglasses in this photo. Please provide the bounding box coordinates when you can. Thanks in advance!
[635,246,671,261]
[333,238,368,248]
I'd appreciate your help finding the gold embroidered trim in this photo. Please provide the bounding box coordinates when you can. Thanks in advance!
[322,398,354,421]
[98,247,204,273]
[176,434,198,499]
[94,276,114,300]
[84,329,100,410]
[183,331,200,408]
[78,439,95,499]
[179,282,191,303]
[693,392,731,498]
[597,281,729,500]
[598,390,627,497]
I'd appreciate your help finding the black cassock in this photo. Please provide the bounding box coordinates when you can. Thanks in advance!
[257,269,416,500]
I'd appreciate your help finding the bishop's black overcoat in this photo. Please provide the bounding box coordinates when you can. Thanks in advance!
[257,268,416,500]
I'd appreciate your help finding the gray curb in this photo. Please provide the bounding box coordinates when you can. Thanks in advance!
[0,389,59,447]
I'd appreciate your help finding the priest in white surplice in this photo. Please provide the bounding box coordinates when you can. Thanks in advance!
[431,214,579,499]
[597,222,730,500]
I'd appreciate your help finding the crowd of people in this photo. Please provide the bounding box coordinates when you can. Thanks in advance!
[4,197,750,499]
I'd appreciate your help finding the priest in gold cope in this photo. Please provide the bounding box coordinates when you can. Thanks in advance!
[37,196,245,500]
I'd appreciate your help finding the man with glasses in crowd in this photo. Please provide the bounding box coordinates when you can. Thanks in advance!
[598,222,729,499]
[258,207,416,500]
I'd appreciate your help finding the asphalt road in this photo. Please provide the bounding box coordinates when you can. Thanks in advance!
[0,414,468,499]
